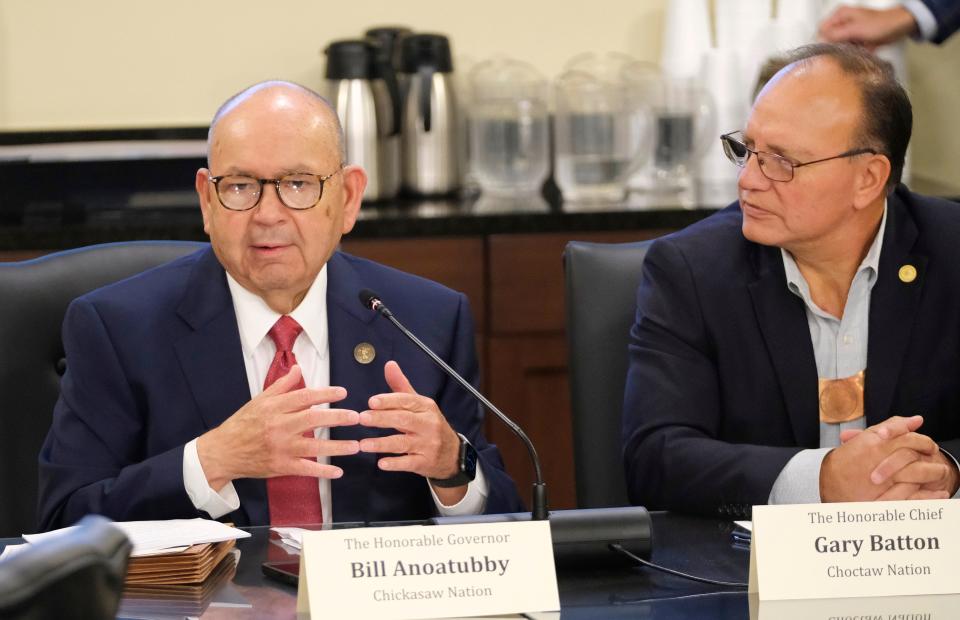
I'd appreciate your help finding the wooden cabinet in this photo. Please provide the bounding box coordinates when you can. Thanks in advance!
[486,334,573,507]
[485,230,672,509]
[340,237,486,332]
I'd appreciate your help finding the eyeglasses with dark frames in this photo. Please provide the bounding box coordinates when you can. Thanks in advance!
[208,164,344,211]
[720,131,878,182]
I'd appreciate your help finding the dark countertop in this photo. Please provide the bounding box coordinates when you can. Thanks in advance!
[0,195,718,250]
[0,152,720,249]
[1,133,957,251]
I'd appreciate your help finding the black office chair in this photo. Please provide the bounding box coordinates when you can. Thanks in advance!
[0,240,207,537]
[0,514,132,620]
[563,240,653,508]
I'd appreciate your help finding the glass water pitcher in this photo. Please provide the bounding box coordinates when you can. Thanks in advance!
[468,58,550,196]
[553,54,650,202]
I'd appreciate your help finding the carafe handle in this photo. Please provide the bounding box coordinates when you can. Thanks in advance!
[417,66,436,132]
[374,55,402,137]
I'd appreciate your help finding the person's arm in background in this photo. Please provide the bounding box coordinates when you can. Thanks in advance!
[922,0,960,43]
[819,2,960,48]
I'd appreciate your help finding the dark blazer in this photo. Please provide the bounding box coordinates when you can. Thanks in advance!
[924,0,960,44]
[38,248,523,530]
[623,185,960,519]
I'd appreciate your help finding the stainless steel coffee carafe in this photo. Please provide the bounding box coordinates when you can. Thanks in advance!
[399,33,459,196]
[325,39,401,201]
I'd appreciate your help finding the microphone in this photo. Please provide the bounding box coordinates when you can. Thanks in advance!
[359,288,651,566]
[360,288,548,520]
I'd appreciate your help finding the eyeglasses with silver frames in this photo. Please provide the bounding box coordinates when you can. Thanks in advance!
[720,131,878,182]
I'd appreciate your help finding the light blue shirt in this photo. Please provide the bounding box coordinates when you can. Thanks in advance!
[768,206,886,504]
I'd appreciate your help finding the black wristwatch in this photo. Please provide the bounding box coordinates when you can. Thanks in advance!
[430,433,478,488]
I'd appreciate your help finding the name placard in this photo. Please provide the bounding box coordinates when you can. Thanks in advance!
[750,593,960,620]
[296,521,560,619]
[750,499,958,600]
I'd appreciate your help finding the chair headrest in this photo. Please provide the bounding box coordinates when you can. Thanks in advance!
[0,515,131,620]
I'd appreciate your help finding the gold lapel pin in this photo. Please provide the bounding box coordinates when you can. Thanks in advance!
[898,264,917,283]
[353,342,376,364]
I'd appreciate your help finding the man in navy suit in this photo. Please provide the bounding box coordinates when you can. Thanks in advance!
[38,81,522,530]
[820,1,959,46]
[623,44,959,519]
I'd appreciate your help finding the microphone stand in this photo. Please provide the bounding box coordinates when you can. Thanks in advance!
[364,292,547,520]
[360,289,651,566]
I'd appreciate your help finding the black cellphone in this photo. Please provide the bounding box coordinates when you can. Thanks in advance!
[262,560,301,586]
[730,523,752,549]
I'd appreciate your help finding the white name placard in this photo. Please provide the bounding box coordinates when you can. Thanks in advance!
[750,499,958,601]
[751,593,960,620]
[296,521,560,620]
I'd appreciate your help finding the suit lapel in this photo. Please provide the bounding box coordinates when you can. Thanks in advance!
[747,244,821,447]
[865,194,925,424]
[325,252,394,523]
[171,249,265,525]
[173,248,251,430]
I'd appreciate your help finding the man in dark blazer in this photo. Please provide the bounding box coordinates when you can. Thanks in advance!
[820,1,960,46]
[623,44,959,519]
[38,81,522,530]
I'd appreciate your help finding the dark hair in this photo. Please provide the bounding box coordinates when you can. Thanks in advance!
[762,43,912,193]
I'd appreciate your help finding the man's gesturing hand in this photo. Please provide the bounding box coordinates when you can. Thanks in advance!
[357,361,467,504]
[197,365,360,490]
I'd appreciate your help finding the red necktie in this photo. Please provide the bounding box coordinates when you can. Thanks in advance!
[264,315,323,526]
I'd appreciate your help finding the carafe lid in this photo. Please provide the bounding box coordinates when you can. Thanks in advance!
[365,26,412,40]
[470,57,547,103]
[400,33,453,73]
[365,26,411,72]
[325,39,375,80]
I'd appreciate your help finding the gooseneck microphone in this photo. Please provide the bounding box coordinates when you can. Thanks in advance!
[359,288,548,520]
[359,288,652,567]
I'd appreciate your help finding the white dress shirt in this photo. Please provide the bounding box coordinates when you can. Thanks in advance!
[182,267,488,520]
[903,0,940,40]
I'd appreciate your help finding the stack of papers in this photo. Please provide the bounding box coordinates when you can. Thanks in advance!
[118,551,240,618]
[125,538,238,585]
[10,519,250,586]
[271,526,307,551]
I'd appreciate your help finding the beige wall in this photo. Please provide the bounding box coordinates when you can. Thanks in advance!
[0,0,955,185]
[0,0,664,129]
[907,36,960,187]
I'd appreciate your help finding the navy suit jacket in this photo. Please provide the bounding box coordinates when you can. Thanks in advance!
[923,0,960,43]
[623,186,960,519]
[38,248,523,530]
